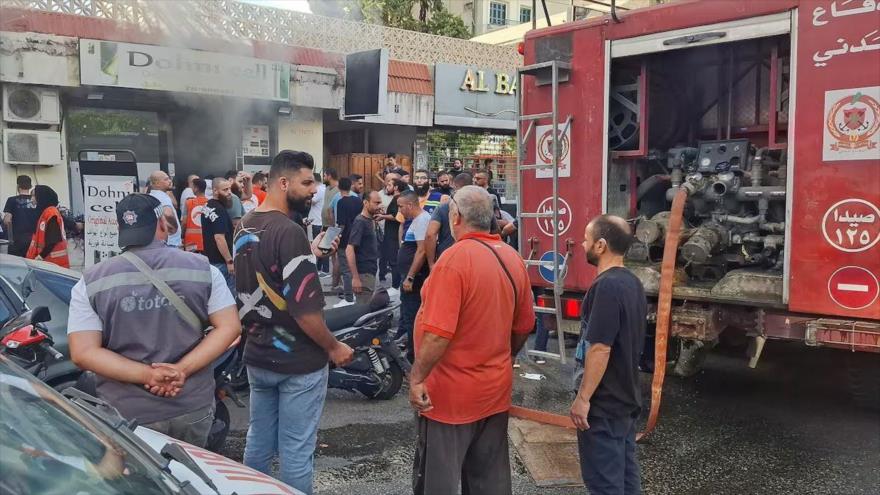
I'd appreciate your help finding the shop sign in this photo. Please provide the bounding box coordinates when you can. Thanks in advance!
[434,63,516,130]
[80,39,290,101]
[242,125,270,157]
[84,175,134,267]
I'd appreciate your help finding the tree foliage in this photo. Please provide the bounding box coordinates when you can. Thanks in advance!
[310,0,471,39]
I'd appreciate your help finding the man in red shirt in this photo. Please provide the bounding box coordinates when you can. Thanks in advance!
[409,185,535,495]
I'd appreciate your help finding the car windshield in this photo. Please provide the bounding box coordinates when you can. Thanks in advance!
[0,357,178,495]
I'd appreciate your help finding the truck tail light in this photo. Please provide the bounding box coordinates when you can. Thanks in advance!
[535,295,582,320]
[562,298,582,319]
[517,42,525,55]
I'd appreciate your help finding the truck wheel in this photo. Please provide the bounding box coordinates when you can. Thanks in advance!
[847,353,880,411]
[672,339,713,378]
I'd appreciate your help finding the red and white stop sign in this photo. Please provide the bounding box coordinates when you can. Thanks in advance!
[827,266,879,310]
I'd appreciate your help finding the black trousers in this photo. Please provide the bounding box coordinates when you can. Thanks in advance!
[413,412,511,495]
[7,238,31,257]
[577,413,642,495]
[380,233,400,288]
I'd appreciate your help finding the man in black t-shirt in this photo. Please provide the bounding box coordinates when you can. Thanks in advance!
[3,175,38,256]
[202,178,235,293]
[335,179,366,302]
[570,214,646,495]
[233,150,352,494]
[376,178,406,289]
[345,191,381,304]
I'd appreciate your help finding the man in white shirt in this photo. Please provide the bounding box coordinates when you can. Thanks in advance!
[308,174,329,275]
[148,170,182,248]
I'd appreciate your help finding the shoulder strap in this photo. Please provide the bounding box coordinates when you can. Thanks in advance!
[468,238,518,309]
[120,251,202,332]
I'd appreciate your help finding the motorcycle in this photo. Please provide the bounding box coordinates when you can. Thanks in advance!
[226,293,409,401]
[0,306,63,379]
[327,295,408,400]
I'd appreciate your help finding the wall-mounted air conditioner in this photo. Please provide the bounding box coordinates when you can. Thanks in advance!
[2,129,62,166]
[3,84,61,125]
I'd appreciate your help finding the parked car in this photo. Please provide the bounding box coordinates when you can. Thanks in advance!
[0,254,81,390]
[0,353,302,495]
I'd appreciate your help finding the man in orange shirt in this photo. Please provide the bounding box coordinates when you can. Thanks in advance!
[409,185,535,495]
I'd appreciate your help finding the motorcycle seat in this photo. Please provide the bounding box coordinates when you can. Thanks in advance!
[324,289,391,331]
[325,304,374,331]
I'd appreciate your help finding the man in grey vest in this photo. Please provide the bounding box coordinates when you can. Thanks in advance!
[68,193,241,447]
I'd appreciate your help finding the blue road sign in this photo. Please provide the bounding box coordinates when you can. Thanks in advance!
[538,251,565,283]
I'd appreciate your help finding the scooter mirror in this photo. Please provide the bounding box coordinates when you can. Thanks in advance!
[28,306,51,326]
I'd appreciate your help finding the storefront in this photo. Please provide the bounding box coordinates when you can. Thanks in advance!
[0,30,338,217]
[430,63,518,201]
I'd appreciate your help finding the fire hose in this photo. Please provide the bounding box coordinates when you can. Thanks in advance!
[637,187,688,442]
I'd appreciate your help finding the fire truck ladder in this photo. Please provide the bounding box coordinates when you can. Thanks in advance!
[516,60,572,365]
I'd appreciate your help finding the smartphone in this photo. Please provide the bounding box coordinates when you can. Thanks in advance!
[319,226,342,251]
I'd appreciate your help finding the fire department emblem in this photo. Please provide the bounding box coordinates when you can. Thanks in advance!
[823,86,880,161]
[535,124,572,179]
[122,210,138,226]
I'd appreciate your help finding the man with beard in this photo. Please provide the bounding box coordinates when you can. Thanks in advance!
[424,173,471,269]
[569,215,645,495]
[413,169,448,215]
[149,171,183,248]
[201,178,236,293]
[434,172,453,196]
[223,170,245,229]
[234,150,353,495]
[446,158,464,179]
[377,172,400,283]
[345,191,382,304]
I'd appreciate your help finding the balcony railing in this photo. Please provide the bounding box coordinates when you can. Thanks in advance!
[4,0,521,69]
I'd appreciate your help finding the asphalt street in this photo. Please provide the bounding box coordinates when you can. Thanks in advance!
[220,288,880,494]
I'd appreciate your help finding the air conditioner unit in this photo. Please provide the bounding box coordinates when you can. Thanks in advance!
[2,129,62,166]
[3,85,61,125]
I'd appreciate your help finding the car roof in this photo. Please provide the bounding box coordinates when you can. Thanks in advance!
[0,254,80,279]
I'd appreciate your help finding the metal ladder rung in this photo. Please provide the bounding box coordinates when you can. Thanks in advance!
[527,350,563,361]
[524,260,555,267]
[519,112,552,121]
[518,163,552,171]
[519,60,572,75]
[519,212,553,218]
[533,306,557,314]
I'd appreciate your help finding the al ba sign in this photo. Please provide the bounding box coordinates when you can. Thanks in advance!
[435,63,516,130]
[80,39,290,101]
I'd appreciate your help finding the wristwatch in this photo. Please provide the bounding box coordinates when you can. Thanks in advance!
[406,276,414,282]
[226,259,233,265]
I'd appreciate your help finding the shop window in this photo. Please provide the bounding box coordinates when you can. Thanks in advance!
[425,130,518,201]
[67,108,161,166]
[490,2,507,25]
[520,7,531,24]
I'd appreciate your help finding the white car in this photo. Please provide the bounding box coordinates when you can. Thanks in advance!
[0,354,302,495]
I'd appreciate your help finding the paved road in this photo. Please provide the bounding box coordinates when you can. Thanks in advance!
[220,332,879,495]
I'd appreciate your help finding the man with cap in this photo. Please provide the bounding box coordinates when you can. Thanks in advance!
[67,193,241,447]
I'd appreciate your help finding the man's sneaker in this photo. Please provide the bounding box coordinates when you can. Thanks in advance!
[513,360,521,369]
[332,299,355,308]
[531,356,547,365]
[319,271,331,278]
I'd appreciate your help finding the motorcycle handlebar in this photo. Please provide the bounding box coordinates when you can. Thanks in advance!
[39,342,63,361]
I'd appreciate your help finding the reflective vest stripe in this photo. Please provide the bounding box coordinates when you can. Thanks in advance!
[86,268,212,297]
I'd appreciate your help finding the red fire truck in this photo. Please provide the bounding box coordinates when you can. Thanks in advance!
[516,0,880,409]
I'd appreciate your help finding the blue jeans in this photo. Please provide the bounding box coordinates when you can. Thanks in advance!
[244,365,329,495]
[577,413,642,495]
[213,263,235,296]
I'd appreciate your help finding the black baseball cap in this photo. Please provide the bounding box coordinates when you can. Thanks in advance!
[117,193,162,249]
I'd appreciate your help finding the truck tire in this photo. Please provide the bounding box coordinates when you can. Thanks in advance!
[847,353,880,411]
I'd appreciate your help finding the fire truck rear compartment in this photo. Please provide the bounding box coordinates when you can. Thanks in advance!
[606,35,791,309]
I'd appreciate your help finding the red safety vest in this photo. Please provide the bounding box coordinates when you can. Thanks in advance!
[183,196,209,252]
[26,206,70,268]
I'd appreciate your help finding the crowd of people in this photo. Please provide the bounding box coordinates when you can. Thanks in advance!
[8,148,646,495]
[2,175,74,268]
